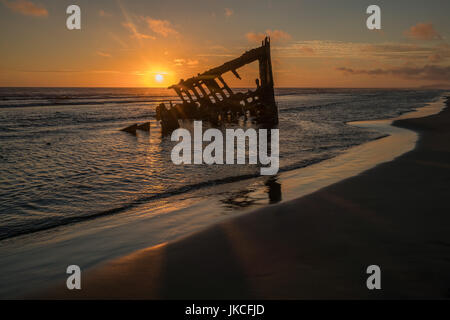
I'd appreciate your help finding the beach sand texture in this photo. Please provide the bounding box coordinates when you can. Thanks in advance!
[41,97,450,299]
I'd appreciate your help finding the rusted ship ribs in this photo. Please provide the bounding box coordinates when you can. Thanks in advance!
[156,37,278,135]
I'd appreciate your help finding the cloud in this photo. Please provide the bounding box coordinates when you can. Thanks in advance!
[363,42,450,62]
[145,18,178,37]
[362,43,429,53]
[269,30,292,41]
[246,29,291,43]
[298,46,315,55]
[361,43,435,60]
[122,22,156,40]
[174,59,199,67]
[246,32,265,43]
[173,59,184,66]
[2,0,48,17]
[225,8,233,17]
[336,67,356,74]
[274,40,450,64]
[404,22,442,41]
[276,40,365,58]
[427,43,450,62]
[99,10,113,17]
[96,51,111,58]
[196,53,235,58]
[336,64,450,82]
[15,69,121,74]
[187,59,199,66]
[428,53,442,63]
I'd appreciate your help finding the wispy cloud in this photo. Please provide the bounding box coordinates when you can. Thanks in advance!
[14,69,122,74]
[145,18,178,37]
[298,46,315,55]
[122,22,156,40]
[428,43,450,62]
[99,9,113,18]
[174,59,199,67]
[337,65,450,82]
[96,51,112,58]
[275,40,450,63]
[2,0,48,17]
[246,29,291,43]
[108,32,129,49]
[276,41,366,58]
[225,8,233,18]
[404,22,442,41]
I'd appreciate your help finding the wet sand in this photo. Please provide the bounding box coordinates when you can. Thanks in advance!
[41,97,450,299]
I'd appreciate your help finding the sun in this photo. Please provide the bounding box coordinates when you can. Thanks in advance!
[141,69,172,87]
[155,74,164,83]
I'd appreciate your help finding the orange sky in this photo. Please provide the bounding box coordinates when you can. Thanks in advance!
[0,0,449,88]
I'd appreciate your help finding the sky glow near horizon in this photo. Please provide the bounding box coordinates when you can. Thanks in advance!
[0,0,449,88]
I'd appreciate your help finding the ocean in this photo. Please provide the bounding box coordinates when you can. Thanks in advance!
[0,88,442,241]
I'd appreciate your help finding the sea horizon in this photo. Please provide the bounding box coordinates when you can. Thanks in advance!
[1,86,449,89]
[1,0,449,303]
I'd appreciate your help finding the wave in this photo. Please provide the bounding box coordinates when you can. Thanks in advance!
[0,154,335,241]
[0,98,177,109]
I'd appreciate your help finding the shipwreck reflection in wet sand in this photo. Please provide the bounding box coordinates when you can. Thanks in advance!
[220,177,282,210]
[265,177,282,204]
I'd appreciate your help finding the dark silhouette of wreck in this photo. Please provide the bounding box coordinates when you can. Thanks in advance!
[155,37,278,135]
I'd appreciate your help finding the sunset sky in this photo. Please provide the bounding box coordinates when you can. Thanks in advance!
[0,0,449,88]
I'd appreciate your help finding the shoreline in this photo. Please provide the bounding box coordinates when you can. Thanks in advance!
[39,95,450,299]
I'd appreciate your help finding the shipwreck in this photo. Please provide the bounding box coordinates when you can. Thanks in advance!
[155,37,278,135]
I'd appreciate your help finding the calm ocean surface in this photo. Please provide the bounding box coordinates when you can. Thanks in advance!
[0,88,442,240]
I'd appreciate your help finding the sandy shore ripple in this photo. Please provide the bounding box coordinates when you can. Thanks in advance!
[41,97,450,299]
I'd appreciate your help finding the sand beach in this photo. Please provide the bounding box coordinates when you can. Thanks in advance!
[40,97,450,299]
